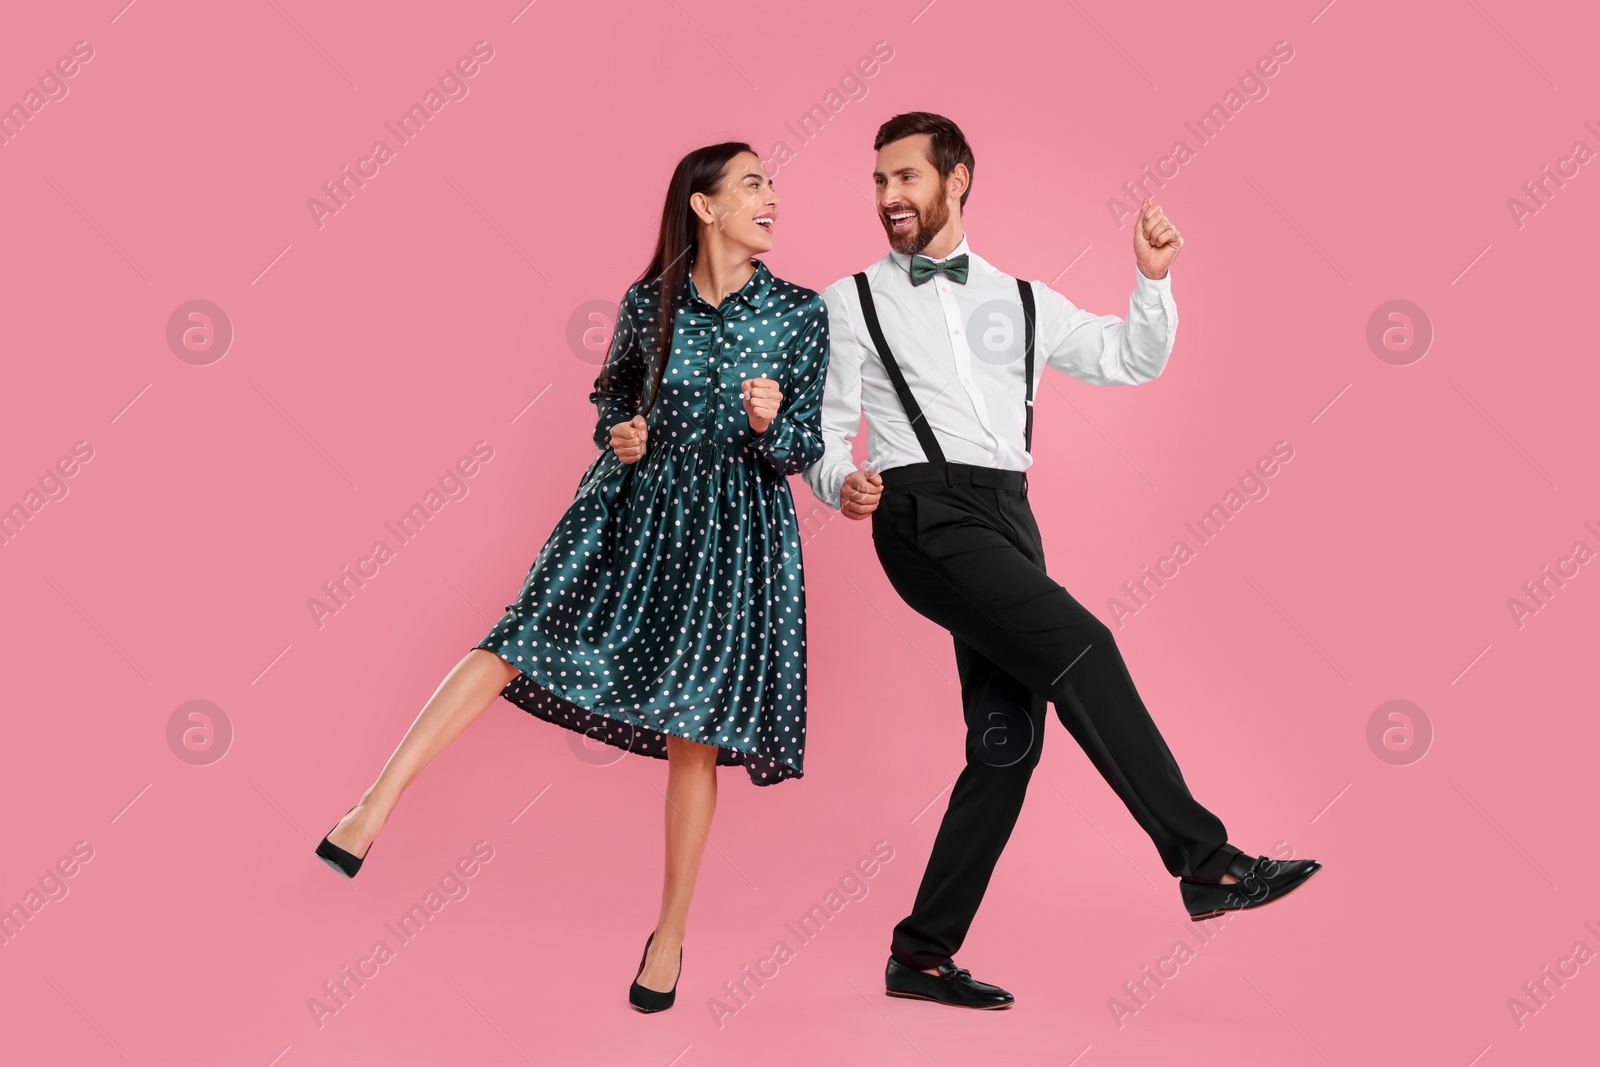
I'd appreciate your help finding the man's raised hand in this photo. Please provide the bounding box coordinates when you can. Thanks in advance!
[1134,196,1183,280]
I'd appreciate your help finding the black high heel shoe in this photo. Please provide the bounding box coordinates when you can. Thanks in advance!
[314,806,372,879]
[628,931,681,1013]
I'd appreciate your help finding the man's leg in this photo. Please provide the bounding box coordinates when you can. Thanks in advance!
[889,636,1047,970]
[877,487,1240,883]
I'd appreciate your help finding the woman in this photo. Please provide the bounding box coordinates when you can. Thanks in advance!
[313,142,829,1014]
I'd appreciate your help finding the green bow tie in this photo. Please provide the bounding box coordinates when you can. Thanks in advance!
[908,253,969,286]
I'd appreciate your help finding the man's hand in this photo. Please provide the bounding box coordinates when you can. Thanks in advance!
[840,469,883,520]
[742,378,782,434]
[1134,196,1182,280]
[610,415,648,463]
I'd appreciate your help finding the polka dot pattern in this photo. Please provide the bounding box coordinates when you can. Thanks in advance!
[474,257,830,786]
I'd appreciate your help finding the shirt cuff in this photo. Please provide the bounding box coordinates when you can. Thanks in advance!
[749,415,797,460]
[1134,263,1172,304]
[821,460,854,511]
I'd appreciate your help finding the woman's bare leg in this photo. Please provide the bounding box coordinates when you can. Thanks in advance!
[635,735,720,991]
[324,648,518,858]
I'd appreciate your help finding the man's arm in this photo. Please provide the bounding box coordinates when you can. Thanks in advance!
[801,281,867,511]
[1034,265,1178,387]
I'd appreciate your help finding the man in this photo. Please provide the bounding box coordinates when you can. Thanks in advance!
[803,113,1322,1009]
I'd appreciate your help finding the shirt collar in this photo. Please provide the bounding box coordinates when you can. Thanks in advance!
[888,233,972,276]
[682,248,775,312]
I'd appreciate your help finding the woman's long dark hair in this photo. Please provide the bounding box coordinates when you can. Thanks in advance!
[596,141,754,418]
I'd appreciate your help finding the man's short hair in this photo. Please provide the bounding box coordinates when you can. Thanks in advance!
[873,112,975,210]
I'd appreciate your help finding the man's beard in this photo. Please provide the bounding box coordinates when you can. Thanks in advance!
[883,185,951,255]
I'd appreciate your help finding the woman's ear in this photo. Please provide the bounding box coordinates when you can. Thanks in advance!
[689,191,715,225]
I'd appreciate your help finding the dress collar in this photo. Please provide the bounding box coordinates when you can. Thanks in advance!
[682,248,775,312]
[888,233,972,276]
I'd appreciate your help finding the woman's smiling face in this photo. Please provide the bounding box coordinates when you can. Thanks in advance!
[695,151,779,253]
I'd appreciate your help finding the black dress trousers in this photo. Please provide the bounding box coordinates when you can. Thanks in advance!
[870,463,1241,970]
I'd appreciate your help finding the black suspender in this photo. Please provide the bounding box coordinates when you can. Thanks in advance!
[851,271,1038,464]
[1018,277,1036,455]
[853,272,946,463]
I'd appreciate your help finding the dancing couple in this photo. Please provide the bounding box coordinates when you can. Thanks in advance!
[314,112,1320,1013]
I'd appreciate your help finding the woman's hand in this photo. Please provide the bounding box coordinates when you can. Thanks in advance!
[610,415,648,463]
[742,378,782,434]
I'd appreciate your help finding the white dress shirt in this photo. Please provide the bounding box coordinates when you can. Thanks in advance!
[801,235,1178,510]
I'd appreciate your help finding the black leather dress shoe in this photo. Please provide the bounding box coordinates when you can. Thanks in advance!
[1180,852,1322,920]
[885,956,1014,1009]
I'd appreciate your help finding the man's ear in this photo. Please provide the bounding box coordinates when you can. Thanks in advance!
[948,163,970,205]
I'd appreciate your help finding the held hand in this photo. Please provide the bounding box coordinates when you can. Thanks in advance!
[610,415,648,464]
[742,378,782,434]
[840,469,883,520]
[1133,196,1182,280]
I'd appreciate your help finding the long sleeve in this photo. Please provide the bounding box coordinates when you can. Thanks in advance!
[1037,265,1178,386]
[588,294,647,450]
[749,293,830,478]
[800,282,865,511]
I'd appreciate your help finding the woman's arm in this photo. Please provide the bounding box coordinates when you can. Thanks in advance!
[588,295,647,449]
[747,293,831,478]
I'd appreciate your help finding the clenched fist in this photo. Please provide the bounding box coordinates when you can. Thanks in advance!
[1134,196,1182,280]
[841,469,883,520]
[741,378,782,434]
[610,415,648,463]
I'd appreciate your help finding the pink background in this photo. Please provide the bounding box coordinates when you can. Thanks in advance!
[2,1,1596,1064]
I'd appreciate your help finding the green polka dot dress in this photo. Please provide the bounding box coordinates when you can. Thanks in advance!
[475,256,829,785]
